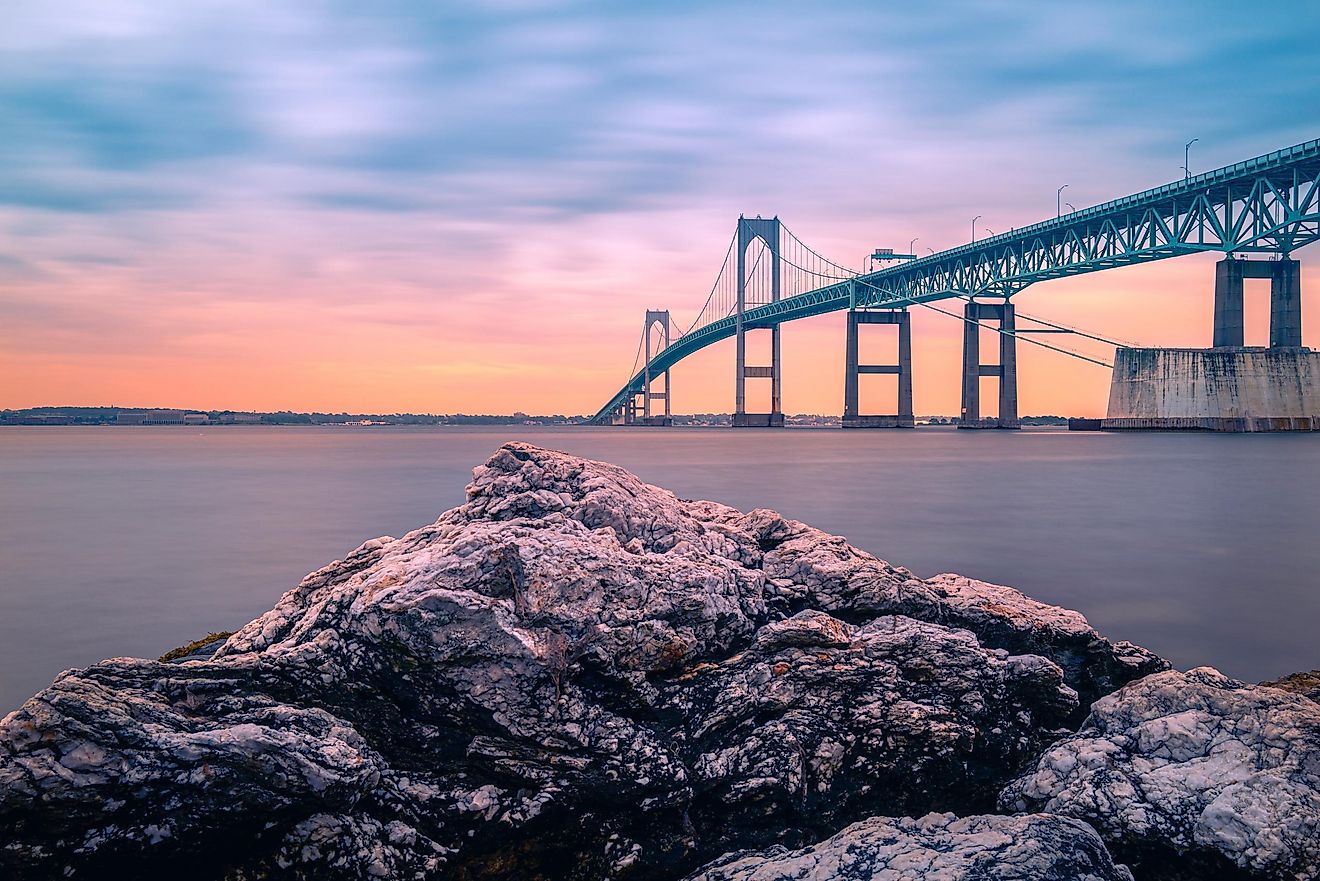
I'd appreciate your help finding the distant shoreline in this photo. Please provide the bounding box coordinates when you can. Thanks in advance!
[1,407,1074,428]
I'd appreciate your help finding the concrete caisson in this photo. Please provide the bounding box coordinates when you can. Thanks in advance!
[1103,347,1320,431]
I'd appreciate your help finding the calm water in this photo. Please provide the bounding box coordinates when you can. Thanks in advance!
[1,425,1318,712]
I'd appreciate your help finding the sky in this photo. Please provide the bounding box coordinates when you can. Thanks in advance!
[2,0,1319,417]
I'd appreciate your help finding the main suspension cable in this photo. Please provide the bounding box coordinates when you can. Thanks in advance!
[778,221,860,277]
[679,230,739,337]
[622,328,646,390]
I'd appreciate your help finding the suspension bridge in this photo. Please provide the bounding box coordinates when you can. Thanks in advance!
[591,137,1320,429]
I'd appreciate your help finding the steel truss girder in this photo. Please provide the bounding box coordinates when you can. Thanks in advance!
[594,137,1320,423]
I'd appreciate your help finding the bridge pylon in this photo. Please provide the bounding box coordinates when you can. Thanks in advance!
[959,300,1019,429]
[639,310,672,426]
[615,311,673,426]
[733,216,784,428]
[843,305,913,428]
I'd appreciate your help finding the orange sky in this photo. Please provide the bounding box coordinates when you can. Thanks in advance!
[5,245,1316,418]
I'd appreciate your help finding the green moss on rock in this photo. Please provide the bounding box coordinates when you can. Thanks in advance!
[159,632,233,663]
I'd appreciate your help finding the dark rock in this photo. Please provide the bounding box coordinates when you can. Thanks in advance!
[0,443,1165,880]
[684,812,1134,881]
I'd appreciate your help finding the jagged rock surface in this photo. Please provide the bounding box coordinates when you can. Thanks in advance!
[1001,667,1320,880]
[0,443,1163,881]
[684,811,1134,881]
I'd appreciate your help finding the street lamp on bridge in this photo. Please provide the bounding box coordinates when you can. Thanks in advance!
[1057,184,1069,218]
[1183,138,1199,179]
[1066,201,1076,213]
[971,215,982,243]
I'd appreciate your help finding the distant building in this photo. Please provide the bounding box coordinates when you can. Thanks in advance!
[218,413,262,424]
[116,411,148,425]
[183,413,209,425]
[144,410,185,425]
[5,415,73,425]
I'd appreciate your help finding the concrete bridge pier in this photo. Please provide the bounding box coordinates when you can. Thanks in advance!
[1107,257,1319,431]
[843,308,913,428]
[959,301,1019,429]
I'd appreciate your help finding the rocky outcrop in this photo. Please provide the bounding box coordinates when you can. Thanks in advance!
[0,443,1164,880]
[720,511,1166,710]
[1000,667,1320,880]
[684,812,1134,881]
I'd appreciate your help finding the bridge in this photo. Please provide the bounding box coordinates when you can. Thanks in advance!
[592,137,1320,428]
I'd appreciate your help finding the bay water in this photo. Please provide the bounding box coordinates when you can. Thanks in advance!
[2,425,1317,712]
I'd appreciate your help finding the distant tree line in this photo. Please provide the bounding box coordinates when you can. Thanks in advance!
[2,407,1071,427]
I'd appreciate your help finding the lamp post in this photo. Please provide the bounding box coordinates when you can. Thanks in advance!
[909,237,918,255]
[1065,202,1076,214]
[1183,138,1199,179]
[971,215,982,243]
[1057,184,1069,219]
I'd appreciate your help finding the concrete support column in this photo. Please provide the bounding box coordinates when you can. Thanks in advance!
[1271,259,1302,348]
[843,309,913,428]
[999,303,1018,428]
[961,303,980,425]
[897,311,914,425]
[844,310,860,419]
[1214,259,1245,347]
[960,301,1018,429]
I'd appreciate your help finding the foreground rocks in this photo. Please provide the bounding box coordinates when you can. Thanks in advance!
[1,442,1309,881]
[685,812,1134,881]
[1001,667,1320,880]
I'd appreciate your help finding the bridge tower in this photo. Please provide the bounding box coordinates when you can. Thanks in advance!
[843,300,913,428]
[615,311,673,426]
[640,310,672,426]
[733,216,784,428]
[959,300,1019,429]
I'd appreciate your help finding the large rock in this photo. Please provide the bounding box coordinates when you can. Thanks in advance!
[0,443,1162,880]
[684,812,1133,881]
[1000,667,1320,880]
